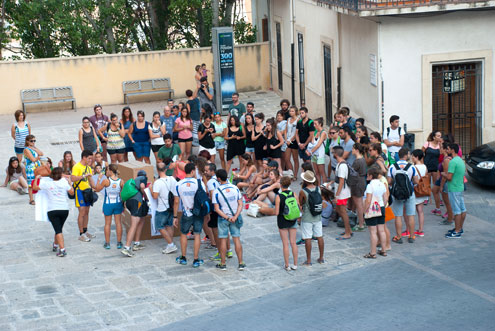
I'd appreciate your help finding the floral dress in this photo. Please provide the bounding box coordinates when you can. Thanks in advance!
[25,147,41,186]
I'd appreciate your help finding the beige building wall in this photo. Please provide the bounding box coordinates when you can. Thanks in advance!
[0,42,270,114]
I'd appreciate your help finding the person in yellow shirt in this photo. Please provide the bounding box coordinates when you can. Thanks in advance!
[71,150,95,242]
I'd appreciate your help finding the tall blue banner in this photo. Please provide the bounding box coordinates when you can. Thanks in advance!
[212,27,236,115]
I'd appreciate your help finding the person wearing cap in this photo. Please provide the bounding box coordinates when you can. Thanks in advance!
[121,170,149,257]
[299,171,325,265]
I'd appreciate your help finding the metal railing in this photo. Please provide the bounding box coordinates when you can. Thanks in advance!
[317,0,481,11]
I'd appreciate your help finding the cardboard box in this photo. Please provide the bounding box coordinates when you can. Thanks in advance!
[118,161,180,241]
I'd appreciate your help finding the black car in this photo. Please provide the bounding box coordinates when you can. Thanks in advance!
[466,141,495,187]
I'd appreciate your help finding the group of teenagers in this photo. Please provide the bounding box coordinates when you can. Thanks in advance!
[5,99,468,268]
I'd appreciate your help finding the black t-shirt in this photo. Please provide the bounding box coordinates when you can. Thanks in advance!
[281,109,290,120]
[277,190,297,229]
[296,118,315,144]
[198,123,216,149]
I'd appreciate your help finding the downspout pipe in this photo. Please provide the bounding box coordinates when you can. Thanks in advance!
[290,0,295,106]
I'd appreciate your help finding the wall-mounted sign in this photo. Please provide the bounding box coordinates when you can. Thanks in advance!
[443,70,465,93]
[212,27,237,115]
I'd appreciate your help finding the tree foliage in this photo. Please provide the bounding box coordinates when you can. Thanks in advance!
[1,0,258,59]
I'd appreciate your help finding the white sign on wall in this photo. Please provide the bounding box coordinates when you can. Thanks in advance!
[370,54,377,87]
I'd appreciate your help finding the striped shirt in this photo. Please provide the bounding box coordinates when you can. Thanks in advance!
[14,122,29,148]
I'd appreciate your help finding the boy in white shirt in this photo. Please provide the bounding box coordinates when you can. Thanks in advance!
[383,115,404,163]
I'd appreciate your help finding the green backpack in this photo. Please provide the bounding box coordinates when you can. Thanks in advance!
[280,191,300,221]
[121,178,139,202]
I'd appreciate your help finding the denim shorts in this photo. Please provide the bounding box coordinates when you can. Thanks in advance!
[180,214,203,235]
[298,148,311,161]
[155,210,174,230]
[14,147,24,154]
[391,194,416,217]
[133,141,151,158]
[245,147,255,153]
[215,140,226,150]
[218,216,241,238]
[448,191,466,215]
[103,202,123,216]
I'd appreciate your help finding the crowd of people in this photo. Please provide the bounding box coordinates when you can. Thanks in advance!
[5,86,468,269]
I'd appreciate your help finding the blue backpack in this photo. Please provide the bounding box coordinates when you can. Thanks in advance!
[192,179,211,217]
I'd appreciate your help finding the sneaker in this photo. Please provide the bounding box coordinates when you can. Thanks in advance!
[290,265,298,270]
[227,250,233,258]
[431,209,442,216]
[439,219,453,225]
[423,200,428,206]
[186,232,194,240]
[162,244,178,254]
[352,225,366,232]
[52,243,59,252]
[414,230,425,237]
[85,232,95,239]
[116,242,123,249]
[447,228,464,234]
[440,200,444,207]
[176,256,187,265]
[192,259,204,268]
[238,263,246,271]
[401,230,410,237]
[209,252,221,261]
[103,242,111,250]
[201,236,210,244]
[445,231,461,239]
[408,236,415,243]
[121,248,134,257]
[296,239,305,246]
[56,249,67,257]
[283,265,291,272]
[204,244,217,250]
[132,242,146,251]
[442,212,449,219]
[78,233,90,242]
[16,186,24,194]
[216,263,227,271]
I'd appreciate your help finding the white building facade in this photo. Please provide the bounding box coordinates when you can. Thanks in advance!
[269,0,495,153]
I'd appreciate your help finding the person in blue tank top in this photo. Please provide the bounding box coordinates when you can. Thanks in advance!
[127,110,151,164]
[95,164,124,250]
[120,106,136,162]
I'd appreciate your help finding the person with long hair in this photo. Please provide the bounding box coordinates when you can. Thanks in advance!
[174,107,193,161]
[11,110,31,162]
[350,143,367,232]
[2,156,28,194]
[307,117,328,185]
[95,164,124,250]
[326,126,341,179]
[369,143,388,175]
[411,149,428,237]
[79,116,102,167]
[128,110,151,164]
[265,118,284,174]
[197,113,216,163]
[252,113,267,170]
[253,169,281,204]
[212,112,227,169]
[244,113,255,159]
[33,167,74,257]
[225,115,246,173]
[355,126,369,143]
[284,106,299,177]
[423,130,443,214]
[24,134,43,205]
[233,153,257,191]
[369,132,388,166]
[120,106,135,161]
[276,111,288,171]
[89,104,110,161]
[149,111,167,166]
[100,113,126,164]
[58,151,76,179]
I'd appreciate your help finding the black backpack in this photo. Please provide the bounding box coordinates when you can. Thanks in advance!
[192,179,211,217]
[391,163,414,201]
[337,162,359,189]
[303,187,323,217]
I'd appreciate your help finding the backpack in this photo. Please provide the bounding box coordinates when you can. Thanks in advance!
[192,179,211,218]
[413,166,431,198]
[121,179,139,202]
[337,162,359,189]
[391,163,414,201]
[280,191,300,221]
[157,178,176,212]
[303,187,322,216]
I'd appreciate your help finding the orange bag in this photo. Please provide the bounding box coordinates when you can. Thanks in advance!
[385,206,395,222]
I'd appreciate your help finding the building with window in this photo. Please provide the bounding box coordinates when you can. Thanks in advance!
[269,0,495,153]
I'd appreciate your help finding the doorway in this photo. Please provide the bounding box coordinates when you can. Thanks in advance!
[432,62,482,155]
[323,45,332,126]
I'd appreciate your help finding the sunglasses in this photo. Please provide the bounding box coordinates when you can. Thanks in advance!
[329,131,336,134]
[213,112,221,115]
[94,104,102,108]
[30,139,36,142]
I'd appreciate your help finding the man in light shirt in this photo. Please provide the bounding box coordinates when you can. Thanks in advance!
[383,115,404,163]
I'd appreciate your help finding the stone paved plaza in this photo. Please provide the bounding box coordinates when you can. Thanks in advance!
[0,91,494,330]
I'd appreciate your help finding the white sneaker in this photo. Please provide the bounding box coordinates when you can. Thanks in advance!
[85,232,96,239]
[78,233,90,242]
[16,186,23,195]
[132,243,146,251]
[121,248,134,257]
[162,244,178,254]
[290,265,298,270]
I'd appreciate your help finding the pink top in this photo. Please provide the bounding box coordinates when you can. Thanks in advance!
[423,141,440,149]
[175,118,192,140]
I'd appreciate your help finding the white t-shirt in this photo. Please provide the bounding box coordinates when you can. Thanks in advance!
[149,122,166,145]
[212,183,242,217]
[388,160,417,185]
[153,176,177,212]
[39,177,71,212]
[365,179,387,207]
[383,127,403,154]
[414,164,427,178]
[335,162,351,200]
[173,177,206,217]
[207,176,219,196]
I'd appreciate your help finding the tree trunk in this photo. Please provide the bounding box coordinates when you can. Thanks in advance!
[212,0,219,28]
[148,0,170,50]
[222,0,235,26]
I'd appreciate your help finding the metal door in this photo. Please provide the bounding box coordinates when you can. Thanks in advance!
[323,45,333,126]
[432,62,482,155]
[276,22,283,91]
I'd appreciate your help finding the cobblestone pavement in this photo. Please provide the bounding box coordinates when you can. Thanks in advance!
[1,91,494,330]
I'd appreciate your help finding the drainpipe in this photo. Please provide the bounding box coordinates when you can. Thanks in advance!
[290,0,295,106]
[267,0,273,89]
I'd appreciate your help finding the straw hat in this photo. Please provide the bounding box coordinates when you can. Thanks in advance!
[300,170,316,183]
